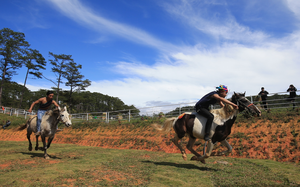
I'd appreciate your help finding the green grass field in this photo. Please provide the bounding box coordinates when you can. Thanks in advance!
[0,141,299,186]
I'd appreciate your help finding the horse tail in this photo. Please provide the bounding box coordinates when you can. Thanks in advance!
[152,117,177,133]
[17,123,28,131]
[17,116,36,131]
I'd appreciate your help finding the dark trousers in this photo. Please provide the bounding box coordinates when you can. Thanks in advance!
[262,100,268,110]
[287,97,296,109]
[2,122,11,129]
[196,107,214,134]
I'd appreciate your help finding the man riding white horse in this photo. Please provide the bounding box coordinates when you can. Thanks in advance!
[195,85,238,141]
[28,91,60,136]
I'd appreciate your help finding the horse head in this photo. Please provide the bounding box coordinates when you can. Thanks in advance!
[58,106,72,127]
[231,92,261,117]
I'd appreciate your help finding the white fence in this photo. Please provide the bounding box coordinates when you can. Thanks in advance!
[71,91,300,123]
[0,107,36,119]
[2,91,299,123]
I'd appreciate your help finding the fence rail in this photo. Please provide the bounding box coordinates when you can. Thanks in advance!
[2,91,299,123]
[71,91,300,123]
[0,107,35,119]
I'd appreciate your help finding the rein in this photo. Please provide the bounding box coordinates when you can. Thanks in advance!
[57,111,65,123]
[236,97,254,112]
[57,110,71,127]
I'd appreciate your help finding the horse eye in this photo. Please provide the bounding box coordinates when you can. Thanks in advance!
[61,115,64,117]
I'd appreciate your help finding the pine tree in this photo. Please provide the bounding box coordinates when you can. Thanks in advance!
[48,52,73,102]
[0,28,29,106]
[64,61,91,111]
[19,48,46,108]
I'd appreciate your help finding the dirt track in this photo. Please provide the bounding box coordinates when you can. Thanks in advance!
[1,118,299,163]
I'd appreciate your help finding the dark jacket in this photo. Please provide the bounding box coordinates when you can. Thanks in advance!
[195,91,218,110]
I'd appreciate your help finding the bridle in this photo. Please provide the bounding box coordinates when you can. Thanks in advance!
[236,97,255,112]
[56,110,71,127]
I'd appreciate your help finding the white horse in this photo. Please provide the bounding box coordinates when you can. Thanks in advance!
[153,92,261,164]
[18,106,72,159]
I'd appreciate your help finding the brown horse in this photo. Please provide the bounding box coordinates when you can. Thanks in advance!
[18,106,72,159]
[153,92,261,163]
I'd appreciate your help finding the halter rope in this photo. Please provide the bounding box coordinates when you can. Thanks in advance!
[236,97,255,112]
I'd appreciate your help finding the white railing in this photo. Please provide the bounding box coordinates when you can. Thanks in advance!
[71,91,300,123]
[0,107,36,119]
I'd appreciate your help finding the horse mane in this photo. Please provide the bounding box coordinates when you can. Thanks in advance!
[45,108,60,116]
[210,104,238,125]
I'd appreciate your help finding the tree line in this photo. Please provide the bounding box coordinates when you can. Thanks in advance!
[0,28,138,113]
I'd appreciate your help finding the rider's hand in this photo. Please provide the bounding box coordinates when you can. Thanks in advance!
[233,105,239,110]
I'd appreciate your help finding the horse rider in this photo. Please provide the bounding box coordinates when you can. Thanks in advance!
[195,85,239,141]
[28,91,60,136]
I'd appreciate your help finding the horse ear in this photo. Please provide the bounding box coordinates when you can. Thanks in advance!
[234,92,237,96]
[64,106,67,112]
[244,91,246,95]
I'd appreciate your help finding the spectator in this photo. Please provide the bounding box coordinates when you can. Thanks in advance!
[287,84,297,109]
[2,120,11,129]
[258,87,269,110]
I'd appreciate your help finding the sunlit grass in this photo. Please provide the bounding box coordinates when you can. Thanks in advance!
[0,141,299,186]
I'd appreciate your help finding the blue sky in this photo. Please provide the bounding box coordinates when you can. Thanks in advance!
[1,0,300,108]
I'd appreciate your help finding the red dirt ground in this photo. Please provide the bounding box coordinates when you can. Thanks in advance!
[0,118,299,163]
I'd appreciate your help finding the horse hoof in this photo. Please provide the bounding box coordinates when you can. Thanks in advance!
[45,155,50,159]
[200,159,206,164]
[28,147,32,151]
[190,156,198,161]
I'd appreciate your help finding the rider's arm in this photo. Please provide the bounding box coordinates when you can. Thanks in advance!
[213,94,238,109]
[218,101,225,108]
[28,98,42,112]
[52,100,60,110]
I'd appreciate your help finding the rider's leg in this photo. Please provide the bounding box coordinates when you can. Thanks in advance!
[36,109,46,135]
[196,107,214,141]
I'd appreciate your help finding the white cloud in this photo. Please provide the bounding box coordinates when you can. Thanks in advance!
[88,39,300,107]
[161,0,269,44]
[285,0,300,20]
[47,0,179,53]
[23,83,49,91]
[46,0,300,108]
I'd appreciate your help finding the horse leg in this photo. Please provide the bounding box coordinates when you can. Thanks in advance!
[35,135,39,151]
[217,140,232,156]
[197,140,215,164]
[27,128,32,151]
[47,136,54,149]
[171,134,188,160]
[186,137,202,160]
[41,135,50,159]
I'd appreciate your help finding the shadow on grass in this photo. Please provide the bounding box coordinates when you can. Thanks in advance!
[19,152,62,159]
[142,160,218,171]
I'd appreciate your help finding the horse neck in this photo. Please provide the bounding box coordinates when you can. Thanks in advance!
[224,116,237,133]
[211,106,238,122]
[48,112,60,129]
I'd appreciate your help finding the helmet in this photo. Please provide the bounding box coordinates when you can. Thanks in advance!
[216,85,228,93]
